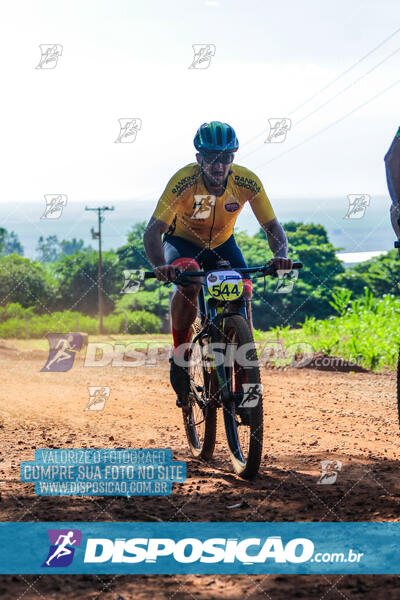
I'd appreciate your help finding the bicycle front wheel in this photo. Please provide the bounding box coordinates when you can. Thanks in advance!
[222,314,263,479]
[182,336,217,460]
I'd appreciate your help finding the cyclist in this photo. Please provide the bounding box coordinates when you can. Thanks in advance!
[143,121,292,406]
[385,126,400,250]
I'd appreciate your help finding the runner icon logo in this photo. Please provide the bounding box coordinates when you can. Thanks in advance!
[115,118,142,143]
[42,529,82,567]
[36,44,63,69]
[121,269,145,294]
[274,270,298,294]
[344,194,370,219]
[41,194,68,219]
[191,195,216,220]
[317,460,342,485]
[188,44,216,69]
[41,333,84,372]
[265,118,291,143]
[85,386,110,411]
[239,383,263,408]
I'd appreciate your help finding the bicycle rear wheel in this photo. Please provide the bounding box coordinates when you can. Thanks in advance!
[182,336,217,460]
[222,314,263,479]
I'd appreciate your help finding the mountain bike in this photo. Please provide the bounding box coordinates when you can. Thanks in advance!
[144,260,302,479]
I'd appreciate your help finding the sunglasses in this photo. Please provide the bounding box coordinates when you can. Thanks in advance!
[200,152,235,165]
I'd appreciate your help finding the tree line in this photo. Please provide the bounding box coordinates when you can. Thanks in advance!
[0,222,397,330]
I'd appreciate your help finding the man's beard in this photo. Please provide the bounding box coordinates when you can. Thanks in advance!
[202,168,227,188]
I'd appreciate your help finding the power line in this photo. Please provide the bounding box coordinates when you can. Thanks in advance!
[294,45,400,127]
[252,77,400,171]
[239,25,400,151]
[241,45,400,161]
[288,26,400,116]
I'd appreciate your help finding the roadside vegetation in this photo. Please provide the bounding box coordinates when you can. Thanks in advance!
[1,222,399,370]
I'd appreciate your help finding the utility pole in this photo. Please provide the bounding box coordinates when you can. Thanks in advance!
[85,206,114,334]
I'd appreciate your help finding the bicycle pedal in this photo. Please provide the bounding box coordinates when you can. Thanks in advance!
[176,396,190,412]
[237,408,251,426]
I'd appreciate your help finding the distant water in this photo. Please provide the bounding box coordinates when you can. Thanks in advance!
[0,195,394,259]
[337,250,388,265]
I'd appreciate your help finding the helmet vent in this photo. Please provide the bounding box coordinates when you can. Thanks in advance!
[216,125,223,147]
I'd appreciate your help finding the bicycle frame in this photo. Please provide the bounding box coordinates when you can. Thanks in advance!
[191,284,247,406]
[144,261,303,407]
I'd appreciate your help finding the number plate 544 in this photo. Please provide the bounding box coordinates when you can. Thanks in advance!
[206,270,244,300]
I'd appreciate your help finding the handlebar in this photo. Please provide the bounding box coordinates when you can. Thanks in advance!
[144,262,303,284]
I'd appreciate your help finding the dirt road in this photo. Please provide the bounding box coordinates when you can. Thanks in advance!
[0,344,399,598]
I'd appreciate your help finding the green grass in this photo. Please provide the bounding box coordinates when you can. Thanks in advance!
[0,306,162,338]
[3,334,172,353]
[2,288,399,371]
[254,288,400,371]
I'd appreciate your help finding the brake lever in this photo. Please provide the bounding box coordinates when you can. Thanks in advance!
[171,268,190,287]
[263,263,278,277]
[172,267,181,283]
[159,267,182,286]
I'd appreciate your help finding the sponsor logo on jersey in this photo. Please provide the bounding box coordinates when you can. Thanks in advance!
[224,200,240,212]
[233,175,260,195]
[171,174,199,197]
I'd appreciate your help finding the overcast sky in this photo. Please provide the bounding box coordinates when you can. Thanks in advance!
[1,0,399,213]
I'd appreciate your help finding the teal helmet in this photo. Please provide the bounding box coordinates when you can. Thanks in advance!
[194,121,239,152]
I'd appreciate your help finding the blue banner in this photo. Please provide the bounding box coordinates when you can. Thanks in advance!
[20,449,186,496]
[0,522,399,574]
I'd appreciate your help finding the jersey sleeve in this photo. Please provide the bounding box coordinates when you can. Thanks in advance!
[247,171,275,224]
[152,170,182,226]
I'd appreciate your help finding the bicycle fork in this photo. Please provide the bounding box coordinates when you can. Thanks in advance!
[206,298,245,407]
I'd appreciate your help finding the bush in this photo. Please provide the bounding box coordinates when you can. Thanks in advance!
[126,310,161,334]
[117,289,169,317]
[0,317,26,338]
[103,313,125,334]
[0,302,35,322]
[0,306,162,338]
[0,254,54,309]
[52,249,124,315]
